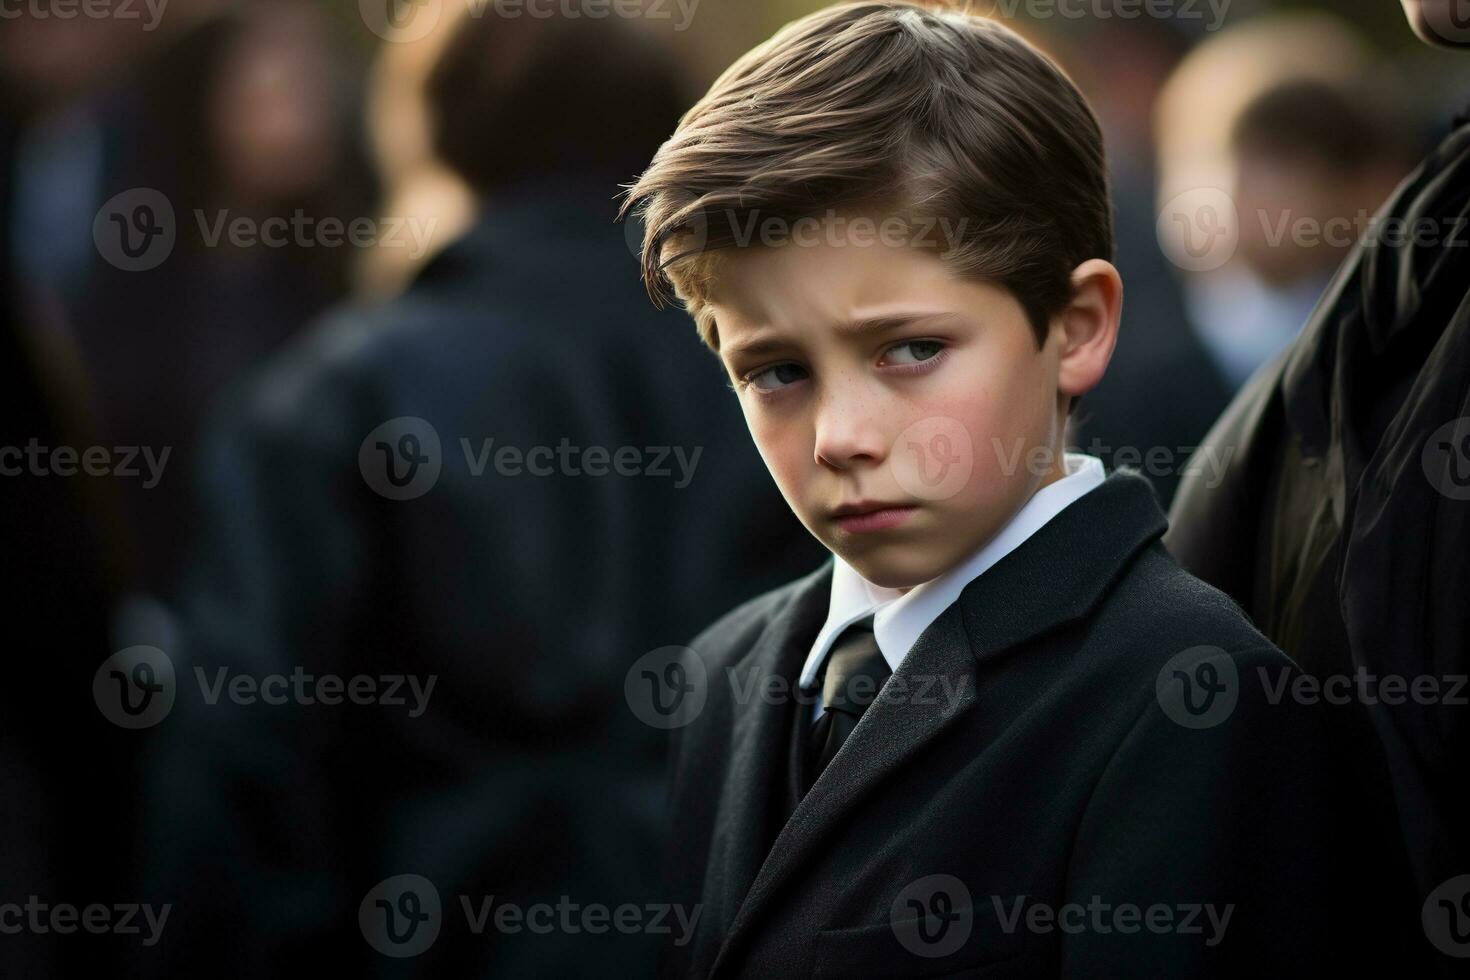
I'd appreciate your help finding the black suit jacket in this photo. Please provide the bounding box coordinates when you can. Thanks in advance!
[1165,109,1470,972]
[663,469,1388,979]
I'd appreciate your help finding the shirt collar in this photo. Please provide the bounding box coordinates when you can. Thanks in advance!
[799,452,1106,690]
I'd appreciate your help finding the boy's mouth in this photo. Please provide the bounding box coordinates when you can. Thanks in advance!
[829,501,919,534]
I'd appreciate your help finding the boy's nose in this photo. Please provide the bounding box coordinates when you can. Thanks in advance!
[812,383,889,471]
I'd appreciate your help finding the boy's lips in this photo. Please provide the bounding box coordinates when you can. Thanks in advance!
[829,502,919,533]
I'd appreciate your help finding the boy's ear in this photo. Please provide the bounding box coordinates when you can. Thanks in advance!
[1053,258,1123,405]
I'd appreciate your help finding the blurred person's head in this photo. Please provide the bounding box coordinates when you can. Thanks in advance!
[357,1,474,298]
[1231,78,1412,289]
[622,1,1121,590]
[205,3,345,207]
[1152,13,1403,279]
[1400,0,1470,48]
[119,2,370,295]
[0,0,217,114]
[1042,19,1192,175]
[0,17,146,113]
[1154,12,1375,207]
[425,4,688,196]
[355,2,687,297]
[137,3,362,218]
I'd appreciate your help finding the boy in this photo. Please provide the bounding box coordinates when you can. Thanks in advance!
[622,3,1366,976]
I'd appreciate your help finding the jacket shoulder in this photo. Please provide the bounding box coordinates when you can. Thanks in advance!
[1098,541,1290,671]
[685,563,829,670]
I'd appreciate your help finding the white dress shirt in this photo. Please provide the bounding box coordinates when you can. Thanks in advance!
[799,452,1106,720]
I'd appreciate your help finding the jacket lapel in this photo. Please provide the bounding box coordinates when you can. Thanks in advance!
[709,469,1169,978]
[699,561,834,954]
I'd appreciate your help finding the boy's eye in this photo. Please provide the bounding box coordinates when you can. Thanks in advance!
[881,339,945,365]
[746,362,809,391]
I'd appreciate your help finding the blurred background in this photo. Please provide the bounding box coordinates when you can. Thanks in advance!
[1,0,1464,975]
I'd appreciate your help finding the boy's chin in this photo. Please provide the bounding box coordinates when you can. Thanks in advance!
[836,546,951,592]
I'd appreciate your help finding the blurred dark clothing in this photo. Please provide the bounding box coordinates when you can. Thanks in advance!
[1166,104,1470,973]
[1,109,137,979]
[71,212,345,592]
[22,12,369,594]
[150,178,825,977]
[1071,169,1233,509]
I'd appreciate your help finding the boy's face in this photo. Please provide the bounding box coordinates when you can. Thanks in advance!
[707,228,1076,590]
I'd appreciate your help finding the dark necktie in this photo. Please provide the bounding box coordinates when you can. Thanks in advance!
[802,615,891,796]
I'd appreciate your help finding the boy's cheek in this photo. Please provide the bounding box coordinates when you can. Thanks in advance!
[891,394,1001,493]
[755,439,820,523]
[952,379,1059,482]
[743,414,798,477]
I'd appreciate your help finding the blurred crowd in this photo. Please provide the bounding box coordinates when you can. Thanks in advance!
[1,0,1467,975]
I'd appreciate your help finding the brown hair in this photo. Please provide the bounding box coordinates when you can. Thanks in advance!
[427,8,687,194]
[620,0,1112,364]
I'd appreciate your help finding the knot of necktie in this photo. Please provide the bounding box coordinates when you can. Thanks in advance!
[802,614,892,795]
[819,615,891,717]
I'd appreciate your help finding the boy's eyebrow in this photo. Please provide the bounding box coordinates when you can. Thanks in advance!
[723,311,960,360]
[835,311,959,337]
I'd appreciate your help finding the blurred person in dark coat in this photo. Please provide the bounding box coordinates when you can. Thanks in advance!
[68,4,373,596]
[1054,19,1234,510]
[5,3,373,599]
[148,8,823,978]
[0,250,129,980]
[1,22,162,980]
[1167,3,1470,971]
